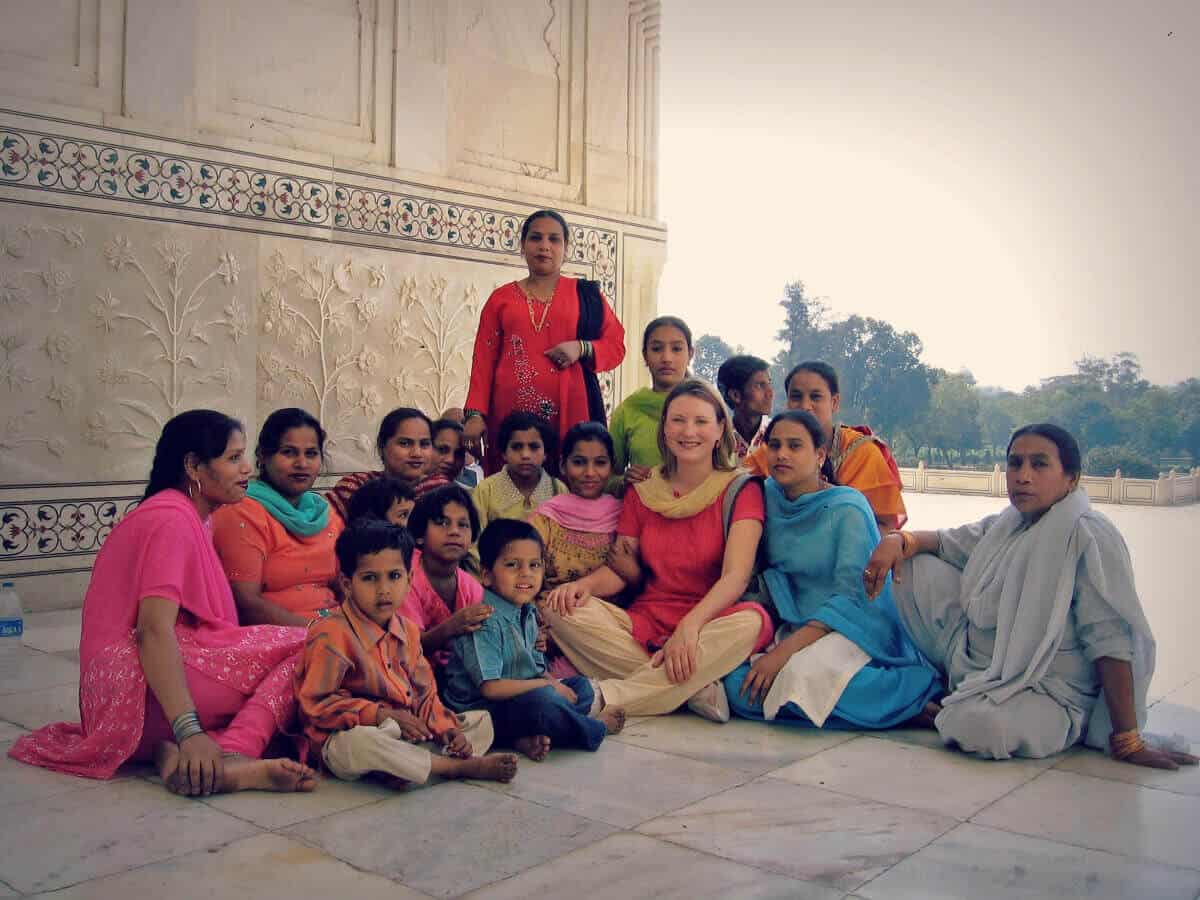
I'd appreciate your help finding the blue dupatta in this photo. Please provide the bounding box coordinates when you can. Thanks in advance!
[762,481,930,675]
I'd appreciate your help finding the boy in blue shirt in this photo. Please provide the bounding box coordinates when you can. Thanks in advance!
[443,518,625,760]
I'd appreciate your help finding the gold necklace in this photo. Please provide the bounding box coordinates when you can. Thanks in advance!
[520,282,555,333]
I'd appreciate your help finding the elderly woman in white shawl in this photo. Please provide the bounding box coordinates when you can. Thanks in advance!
[864,423,1197,769]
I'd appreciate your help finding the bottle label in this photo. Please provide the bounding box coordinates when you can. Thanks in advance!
[0,619,23,638]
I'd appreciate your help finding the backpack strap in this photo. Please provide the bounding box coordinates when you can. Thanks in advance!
[722,473,762,538]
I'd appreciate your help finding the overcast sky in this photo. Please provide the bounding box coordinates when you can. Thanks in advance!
[656,0,1198,391]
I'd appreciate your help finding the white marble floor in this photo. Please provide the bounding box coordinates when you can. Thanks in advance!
[1,494,1198,899]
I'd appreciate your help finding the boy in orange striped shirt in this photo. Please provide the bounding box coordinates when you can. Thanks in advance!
[294,520,517,785]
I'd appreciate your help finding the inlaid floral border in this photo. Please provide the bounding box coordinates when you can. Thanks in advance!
[0,126,619,297]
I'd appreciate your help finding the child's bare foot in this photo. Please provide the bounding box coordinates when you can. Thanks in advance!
[513,735,552,761]
[597,706,626,735]
[462,753,519,782]
[221,757,319,793]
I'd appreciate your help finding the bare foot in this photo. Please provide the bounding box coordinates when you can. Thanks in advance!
[153,741,184,793]
[459,753,519,782]
[597,706,626,735]
[221,757,319,793]
[513,734,552,761]
[905,700,943,730]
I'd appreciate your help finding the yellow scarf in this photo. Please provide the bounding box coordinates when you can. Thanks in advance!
[634,468,741,519]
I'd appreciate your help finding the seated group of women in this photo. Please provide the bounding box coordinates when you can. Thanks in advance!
[9,206,1193,794]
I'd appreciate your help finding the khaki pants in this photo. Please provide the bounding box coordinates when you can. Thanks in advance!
[541,599,760,716]
[321,711,493,784]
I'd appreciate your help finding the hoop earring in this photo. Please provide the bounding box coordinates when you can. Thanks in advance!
[189,477,201,498]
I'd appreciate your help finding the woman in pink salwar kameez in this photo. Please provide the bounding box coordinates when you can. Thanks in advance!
[9,410,318,796]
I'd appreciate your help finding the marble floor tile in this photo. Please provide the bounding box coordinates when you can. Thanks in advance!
[0,720,27,742]
[1145,677,1200,744]
[27,833,427,900]
[472,739,749,828]
[461,832,841,900]
[1053,745,1200,797]
[973,770,1200,870]
[20,608,83,654]
[0,682,80,729]
[872,725,955,751]
[611,711,856,774]
[857,822,1200,900]
[0,777,259,893]
[201,771,394,828]
[285,781,616,898]
[769,735,1054,820]
[0,647,79,695]
[0,881,14,897]
[637,777,956,892]
[0,738,112,808]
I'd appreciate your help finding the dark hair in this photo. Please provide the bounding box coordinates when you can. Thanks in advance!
[785,360,839,397]
[561,421,614,461]
[520,209,570,244]
[717,355,770,405]
[497,410,556,457]
[335,520,415,579]
[478,518,545,570]
[143,409,244,500]
[763,410,835,484]
[642,315,694,353]
[256,407,325,479]
[346,476,416,525]
[407,484,481,543]
[1007,423,1083,477]
[376,407,433,461]
[432,418,464,439]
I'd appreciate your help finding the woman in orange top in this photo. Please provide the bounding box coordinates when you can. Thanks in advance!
[213,408,343,625]
[745,361,906,530]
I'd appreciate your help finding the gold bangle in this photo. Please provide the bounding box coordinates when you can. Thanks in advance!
[899,531,917,559]
[1109,728,1145,759]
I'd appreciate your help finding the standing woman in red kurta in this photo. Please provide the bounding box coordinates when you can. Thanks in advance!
[464,210,626,474]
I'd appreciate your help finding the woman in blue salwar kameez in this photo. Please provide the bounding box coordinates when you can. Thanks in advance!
[724,411,940,729]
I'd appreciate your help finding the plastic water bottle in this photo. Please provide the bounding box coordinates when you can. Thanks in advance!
[0,581,23,657]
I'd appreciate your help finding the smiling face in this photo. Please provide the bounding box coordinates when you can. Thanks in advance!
[786,370,840,441]
[432,426,467,480]
[382,418,434,483]
[189,430,253,508]
[482,538,544,606]
[663,393,724,470]
[344,547,411,628]
[644,324,693,391]
[521,215,566,279]
[731,369,775,418]
[421,500,473,564]
[562,438,612,500]
[766,419,826,495]
[259,425,322,500]
[1006,434,1078,519]
[503,427,546,483]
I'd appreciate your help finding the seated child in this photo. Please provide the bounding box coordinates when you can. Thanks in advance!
[294,520,518,785]
[443,518,625,761]
[346,476,417,528]
[472,412,566,531]
[404,485,493,663]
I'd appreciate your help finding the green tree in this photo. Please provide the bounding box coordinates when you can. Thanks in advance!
[923,371,982,466]
[693,334,736,385]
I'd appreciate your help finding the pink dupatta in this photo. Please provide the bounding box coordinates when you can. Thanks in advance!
[9,489,305,779]
[534,493,622,534]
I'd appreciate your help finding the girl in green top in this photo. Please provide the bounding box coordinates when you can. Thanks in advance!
[608,316,695,491]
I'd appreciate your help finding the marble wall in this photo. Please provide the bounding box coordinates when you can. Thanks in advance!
[0,1,667,609]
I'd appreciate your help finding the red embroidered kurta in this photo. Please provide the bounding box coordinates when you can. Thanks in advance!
[465,277,625,471]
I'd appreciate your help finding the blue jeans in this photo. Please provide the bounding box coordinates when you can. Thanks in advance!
[487,675,605,752]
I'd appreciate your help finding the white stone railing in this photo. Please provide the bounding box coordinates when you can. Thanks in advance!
[899,463,1200,506]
